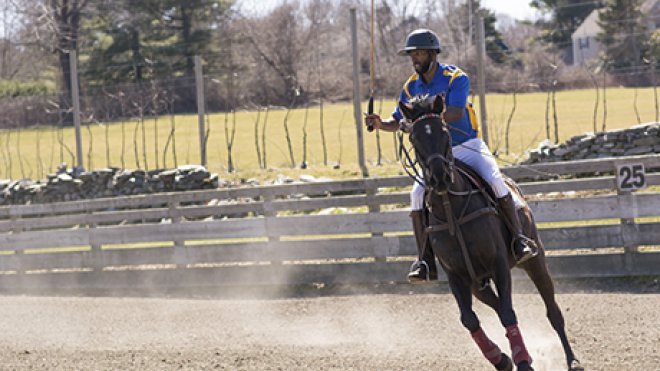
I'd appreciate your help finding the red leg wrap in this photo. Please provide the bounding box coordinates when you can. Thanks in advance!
[505,324,532,364]
[471,327,503,365]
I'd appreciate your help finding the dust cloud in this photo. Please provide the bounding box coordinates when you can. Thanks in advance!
[1,287,659,370]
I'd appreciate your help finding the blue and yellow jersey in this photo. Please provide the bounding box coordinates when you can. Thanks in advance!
[393,63,479,146]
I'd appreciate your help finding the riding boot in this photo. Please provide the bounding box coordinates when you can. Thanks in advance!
[408,210,438,283]
[497,194,538,264]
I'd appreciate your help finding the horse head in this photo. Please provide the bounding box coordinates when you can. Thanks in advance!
[399,94,454,192]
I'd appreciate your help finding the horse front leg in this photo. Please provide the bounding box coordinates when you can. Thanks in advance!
[472,280,499,311]
[492,256,533,371]
[448,272,512,371]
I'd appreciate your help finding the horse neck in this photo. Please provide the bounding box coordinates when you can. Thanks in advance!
[428,165,471,216]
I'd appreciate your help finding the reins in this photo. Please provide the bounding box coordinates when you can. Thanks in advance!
[398,112,488,284]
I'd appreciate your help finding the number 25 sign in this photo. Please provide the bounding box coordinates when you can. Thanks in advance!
[616,163,647,191]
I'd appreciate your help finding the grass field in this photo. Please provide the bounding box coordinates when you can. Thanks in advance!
[0,87,657,182]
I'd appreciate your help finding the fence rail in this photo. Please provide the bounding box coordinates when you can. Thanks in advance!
[0,155,659,294]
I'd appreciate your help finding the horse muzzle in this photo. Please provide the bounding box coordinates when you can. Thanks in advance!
[426,154,453,190]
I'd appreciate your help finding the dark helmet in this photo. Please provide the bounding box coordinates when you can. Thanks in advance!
[398,29,442,56]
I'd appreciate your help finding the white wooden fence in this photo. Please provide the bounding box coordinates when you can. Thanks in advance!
[0,155,659,295]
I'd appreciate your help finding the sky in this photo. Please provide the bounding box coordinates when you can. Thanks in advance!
[237,0,542,21]
[480,0,540,21]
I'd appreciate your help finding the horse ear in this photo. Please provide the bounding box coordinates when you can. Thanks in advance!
[398,101,413,120]
[432,95,444,114]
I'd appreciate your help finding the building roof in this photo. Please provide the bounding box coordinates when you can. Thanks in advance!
[573,0,660,39]
[573,9,600,38]
[641,0,660,14]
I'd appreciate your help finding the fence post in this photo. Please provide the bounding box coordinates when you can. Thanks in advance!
[169,199,187,266]
[350,7,369,178]
[365,179,386,262]
[195,55,207,167]
[262,192,282,265]
[618,189,639,273]
[69,50,84,172]
[9,211,24,274]
[88,211,104,272]
[475,15,489,146]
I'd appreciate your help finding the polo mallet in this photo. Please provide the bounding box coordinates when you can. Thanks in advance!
[366,0,376,132]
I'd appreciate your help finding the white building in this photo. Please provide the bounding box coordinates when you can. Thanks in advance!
[571,0,659,66]
[572,10,602,66]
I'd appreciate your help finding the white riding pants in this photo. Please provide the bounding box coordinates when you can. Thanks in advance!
[410,138,510,211]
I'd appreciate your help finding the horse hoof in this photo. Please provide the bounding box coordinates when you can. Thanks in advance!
[569,359,584,371]
[516,361,533,371]
[495,353,513,371]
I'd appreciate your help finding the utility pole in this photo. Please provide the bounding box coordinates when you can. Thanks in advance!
[476,15,489,146]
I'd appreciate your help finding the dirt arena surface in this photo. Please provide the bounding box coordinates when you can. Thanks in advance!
[0,278,658,371]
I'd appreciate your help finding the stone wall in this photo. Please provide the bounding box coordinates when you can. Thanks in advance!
[0,165,221,206]
[522,122,659,164]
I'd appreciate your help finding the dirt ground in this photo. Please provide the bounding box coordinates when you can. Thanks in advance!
[0,278,658,371]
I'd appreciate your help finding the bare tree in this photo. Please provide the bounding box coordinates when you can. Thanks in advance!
[238,1,327,106]
[504,74,518,155]
[261,106,269,169]
[317,45,328,166]
[25,0,92,122]
[283,101,297,168]
[3,125,11,178]
[335,108,347,168]
[602,60,608,132]
[544,88,551,141]
[162,92,178,169]
[585,66,600,133]
[16,124,25,178]
[253,108,262,168]
[552,79,559,144]
[224,110,237,172]
[151,84,161,169]
[301,103,309,169]
[85,115,94,170]
[633,84,642,124]
[132,116,141,169]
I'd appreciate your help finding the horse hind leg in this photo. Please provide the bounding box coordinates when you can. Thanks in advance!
[523,253,583,371]
[448,272,510,370]
[521,212,583,371]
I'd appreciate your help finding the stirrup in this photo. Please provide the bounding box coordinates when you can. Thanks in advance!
[407,260,430,283]
[511,235,538,264]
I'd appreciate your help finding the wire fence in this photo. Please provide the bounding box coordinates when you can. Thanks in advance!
[0,15,658,181]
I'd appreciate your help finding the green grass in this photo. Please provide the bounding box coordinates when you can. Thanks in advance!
[0,87,657,183]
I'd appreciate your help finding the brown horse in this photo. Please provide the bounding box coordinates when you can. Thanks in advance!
[398,95,583,371]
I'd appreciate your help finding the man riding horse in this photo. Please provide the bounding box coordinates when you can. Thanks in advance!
[365,29,538,283]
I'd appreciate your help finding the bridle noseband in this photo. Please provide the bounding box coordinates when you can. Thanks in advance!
[411,112,442,125]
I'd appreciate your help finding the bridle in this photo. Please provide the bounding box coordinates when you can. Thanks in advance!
[408,113,455,189]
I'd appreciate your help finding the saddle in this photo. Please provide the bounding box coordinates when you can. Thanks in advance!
[453,159,526,210]
[423,159,526,236]
[453,159,497,205]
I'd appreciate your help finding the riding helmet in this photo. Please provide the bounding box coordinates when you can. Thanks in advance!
[398,29,442,56]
